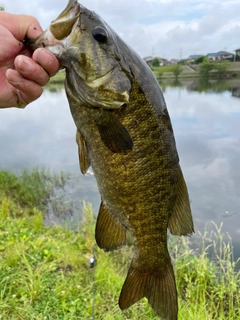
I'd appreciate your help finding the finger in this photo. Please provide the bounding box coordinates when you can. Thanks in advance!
[0,12,43,41]
[14,55,50,86]
[6,69,43,105]
[32,48,60,77]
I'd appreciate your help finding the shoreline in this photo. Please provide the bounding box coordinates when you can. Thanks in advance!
[47,68,240,86]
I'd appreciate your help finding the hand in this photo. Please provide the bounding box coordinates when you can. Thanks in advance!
[0,12,60,109]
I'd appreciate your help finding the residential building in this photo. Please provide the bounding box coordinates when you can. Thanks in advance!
[206,51,233,61]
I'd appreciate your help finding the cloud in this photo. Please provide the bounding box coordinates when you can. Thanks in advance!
[2,0,240,58]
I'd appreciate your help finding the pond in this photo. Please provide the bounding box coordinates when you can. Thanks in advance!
[0,78,239,261]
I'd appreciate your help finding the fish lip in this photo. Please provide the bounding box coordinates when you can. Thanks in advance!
[50,0,80,40]
[51,0,80,27]
[25,0,81,49]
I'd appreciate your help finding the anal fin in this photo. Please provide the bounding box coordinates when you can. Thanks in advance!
[95,201,127,251]
[76,129,91,174]
[168,168,194,236]
[119,258,178,320]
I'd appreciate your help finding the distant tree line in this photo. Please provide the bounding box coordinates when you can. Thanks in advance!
[199,61,231,78]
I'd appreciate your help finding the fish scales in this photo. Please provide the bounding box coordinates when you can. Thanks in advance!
[26,1,194,319]
[69,70,180,319]
[72,81,178,233]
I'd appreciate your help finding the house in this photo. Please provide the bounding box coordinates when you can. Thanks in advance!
[169,59,180,65]
[235,48,240,56]
[234,48,240,61]
[206,51,234,61]
[143,56,168,67]
[143,56,155,66]
[158,58,168,66]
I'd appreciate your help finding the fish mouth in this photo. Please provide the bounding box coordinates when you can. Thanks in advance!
[26,0,80,49]
[50,0,80,40]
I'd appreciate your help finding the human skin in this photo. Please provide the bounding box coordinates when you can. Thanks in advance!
[0,12,60,108]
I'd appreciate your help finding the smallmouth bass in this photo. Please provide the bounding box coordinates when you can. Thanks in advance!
[27,1,194,319]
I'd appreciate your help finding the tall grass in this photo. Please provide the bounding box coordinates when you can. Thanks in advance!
[172,223,239,319]
[0,169,239,319]
[0,168,71,216]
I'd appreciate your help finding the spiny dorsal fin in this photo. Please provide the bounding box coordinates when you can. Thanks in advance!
[76,130,91,174]
[168,167,194,236]
[95,111,133,153]
[95,201,127,251]
[119,258,178,320]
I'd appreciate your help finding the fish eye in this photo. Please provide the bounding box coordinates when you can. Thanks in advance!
[92,26,108,43]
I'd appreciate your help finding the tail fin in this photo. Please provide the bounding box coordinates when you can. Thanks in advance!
[119,260,178,320]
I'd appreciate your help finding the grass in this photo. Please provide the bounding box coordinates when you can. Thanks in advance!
[0,169,239,319]
[151,62,240,80]
[0,168,72,216]
[45,70,66,92]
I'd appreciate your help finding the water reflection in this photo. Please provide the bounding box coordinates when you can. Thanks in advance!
[0,79,239,259]
[160,79,240,261]
[159,78,240,97]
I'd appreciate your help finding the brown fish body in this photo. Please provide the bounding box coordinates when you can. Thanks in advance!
[66,57,189,319]
[27,1,194,319]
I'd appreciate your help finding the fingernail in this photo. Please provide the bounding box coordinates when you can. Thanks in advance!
[36,48,53,64]
[16,56,33,72]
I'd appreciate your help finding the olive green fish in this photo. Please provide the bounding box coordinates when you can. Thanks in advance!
[27,1,194,319]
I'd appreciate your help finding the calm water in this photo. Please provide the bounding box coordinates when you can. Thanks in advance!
[0,78,239,259]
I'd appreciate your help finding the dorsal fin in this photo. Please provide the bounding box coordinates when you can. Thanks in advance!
[168,168,194,236]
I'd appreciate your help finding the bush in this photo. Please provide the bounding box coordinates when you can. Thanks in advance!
[194,56,208,64]
[172,64,182,79]
[199,61,214,78]
[232,72,238,78]
[152,58,160,67]
[214,61,230,77]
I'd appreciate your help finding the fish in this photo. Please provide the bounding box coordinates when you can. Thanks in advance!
[26,1,194,319]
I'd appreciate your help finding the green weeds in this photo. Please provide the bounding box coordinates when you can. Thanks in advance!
[0,168,71,216]
[172,223,239,319]
[0,169,239,319]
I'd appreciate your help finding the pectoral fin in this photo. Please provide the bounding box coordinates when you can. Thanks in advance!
[168,168,194,236]
[76,130,91,174]
[95,201,127,251]
[95,111,133,153]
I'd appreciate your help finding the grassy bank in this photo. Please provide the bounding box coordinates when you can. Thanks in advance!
[0,169,239,319]
[47,63,240,86]
[152,62,240,80]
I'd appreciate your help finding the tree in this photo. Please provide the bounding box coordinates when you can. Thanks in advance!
[194,56,208,64]
[152,58,160,67]
[199,61,214,78]
[0,5,4,11]
[172,65,182,79]
[214,61,230,78]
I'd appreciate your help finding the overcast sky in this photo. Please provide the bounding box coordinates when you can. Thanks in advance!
[2,0,240,59]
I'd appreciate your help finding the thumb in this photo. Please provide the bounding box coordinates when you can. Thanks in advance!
[0,12,43,41]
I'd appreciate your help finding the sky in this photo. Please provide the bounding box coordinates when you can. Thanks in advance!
[2,0,240,60]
